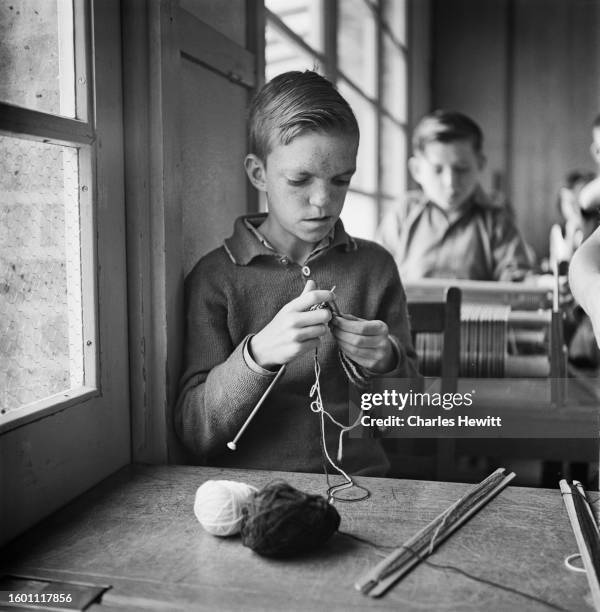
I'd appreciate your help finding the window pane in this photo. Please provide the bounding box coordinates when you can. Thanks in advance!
[382,0,406,45]
[337,81,377,193]
[381,117,407,199]
[382,34,407,123]
[341,191,378,240]
[338,0,377,97]
[0,135,83,415]
[265,0,323,54]
[265,21,321,81]
[0,0,76,117]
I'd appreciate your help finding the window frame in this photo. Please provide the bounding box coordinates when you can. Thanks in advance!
[263,0,410,231]
[0,1,98,432]
[0,0,130,546]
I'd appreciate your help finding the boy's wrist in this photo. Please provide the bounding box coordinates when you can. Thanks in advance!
[372,337,396,373]
[243,335,279,375]
[366,336,400,375]
[248,332,280,371]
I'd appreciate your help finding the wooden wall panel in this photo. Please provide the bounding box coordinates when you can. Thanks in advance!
[179,0,247,46]
[180,60,249,275]
[432,0,509,195]
[511,0,600,256]
[123,2,259,462]
[408,0,432,130]
[432,0,600,258]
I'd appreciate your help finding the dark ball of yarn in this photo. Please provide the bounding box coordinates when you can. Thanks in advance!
[240,481,341,557]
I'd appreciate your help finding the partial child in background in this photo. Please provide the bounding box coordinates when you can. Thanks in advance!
[377,110,534,282]
[569,225,600,356]
[175,71,419,475]
[578,114,600,213]
[549,170,595,268]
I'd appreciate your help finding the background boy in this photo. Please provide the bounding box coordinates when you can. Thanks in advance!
[175,71,418,475]
[579,113,600,212]
[378,110,533,281]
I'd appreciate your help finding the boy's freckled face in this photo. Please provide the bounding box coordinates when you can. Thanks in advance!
[249,131,358,260]
[409,140,483,211]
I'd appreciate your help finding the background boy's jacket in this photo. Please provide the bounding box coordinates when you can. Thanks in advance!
[377,186,535,281]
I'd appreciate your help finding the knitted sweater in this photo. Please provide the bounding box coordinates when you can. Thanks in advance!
[175,214,419,475]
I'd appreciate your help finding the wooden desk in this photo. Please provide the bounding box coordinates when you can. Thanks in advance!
[0,464,593,611]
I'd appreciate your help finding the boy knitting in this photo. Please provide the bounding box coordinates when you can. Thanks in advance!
[378,110,533,281]
[175,71,418,475]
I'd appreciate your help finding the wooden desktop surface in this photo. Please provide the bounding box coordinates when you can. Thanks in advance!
[0,464,593,611]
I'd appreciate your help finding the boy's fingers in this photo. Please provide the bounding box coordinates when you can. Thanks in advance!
[332,316,387,335]
[332,327,382,348]
[336,312,361,321]
[296,309,331,326]
[295,324,329,341]
[290,289,335,312]
[301,279,317,295]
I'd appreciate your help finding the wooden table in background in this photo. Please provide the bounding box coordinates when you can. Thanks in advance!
[0,464,593,611]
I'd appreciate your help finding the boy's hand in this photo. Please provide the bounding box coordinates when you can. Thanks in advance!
[249,280,334,369]
[330,313,395,373]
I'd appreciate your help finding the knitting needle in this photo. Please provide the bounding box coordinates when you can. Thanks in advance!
[228,286,336,451]
[560,479,600,611]
[355,467,515,597]
[227,364,286,450]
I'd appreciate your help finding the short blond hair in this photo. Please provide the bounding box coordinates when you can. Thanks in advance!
[248,70,359,162]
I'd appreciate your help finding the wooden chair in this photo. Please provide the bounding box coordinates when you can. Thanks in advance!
[385,287,461,481]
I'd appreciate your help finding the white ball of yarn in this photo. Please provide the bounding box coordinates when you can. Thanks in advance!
[194,480,257,537]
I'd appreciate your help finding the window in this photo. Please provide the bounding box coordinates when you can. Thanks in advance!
[0,0,129,544]
[264,0,409,239]
[0,0,94,423]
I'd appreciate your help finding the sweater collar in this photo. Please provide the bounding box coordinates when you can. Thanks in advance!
[223,213,357,265]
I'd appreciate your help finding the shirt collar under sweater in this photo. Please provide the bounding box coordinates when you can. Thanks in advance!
[223,213,357,265]
[408,184,506,224]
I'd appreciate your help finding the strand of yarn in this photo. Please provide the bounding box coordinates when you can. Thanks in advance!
[240,481,341,557]
[194,480,257,536]
[310,349,363,463]
[309,349,370,502]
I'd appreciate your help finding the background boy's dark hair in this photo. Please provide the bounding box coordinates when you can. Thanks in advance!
[592,113,600,130]
[248,70,359,162]
[412,109,483,154]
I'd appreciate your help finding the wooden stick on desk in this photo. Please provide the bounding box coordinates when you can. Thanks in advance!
[560,479,600,611]
[355,468,516,597]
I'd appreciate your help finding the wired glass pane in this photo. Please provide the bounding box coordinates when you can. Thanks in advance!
[0,135,83,415]
[0,0,76,118]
